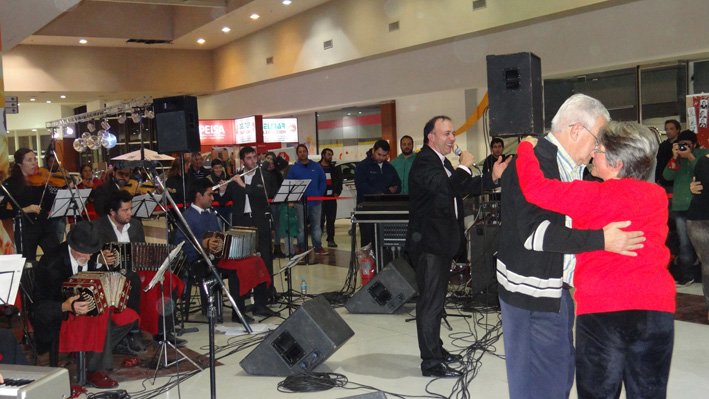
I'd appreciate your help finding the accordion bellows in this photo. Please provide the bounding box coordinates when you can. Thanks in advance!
[204,226,258,260]
[62,271,131,316]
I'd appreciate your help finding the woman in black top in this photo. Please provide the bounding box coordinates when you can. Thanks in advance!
[687,154,709,321]
[0,149,59,262]
[206,158,232,230]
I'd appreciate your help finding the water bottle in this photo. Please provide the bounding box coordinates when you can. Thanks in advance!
[300,277,308,296]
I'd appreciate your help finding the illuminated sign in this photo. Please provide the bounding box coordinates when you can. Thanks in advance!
[199,120,235,145]
[235,116,257,144]
[263,118,298,143]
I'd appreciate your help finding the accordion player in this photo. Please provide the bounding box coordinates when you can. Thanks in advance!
[62,271,131,316]
[204,226,259,260]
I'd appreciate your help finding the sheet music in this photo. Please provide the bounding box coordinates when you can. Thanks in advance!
[0,255,26,305]
[48,188,92,218]
[132,193,163,218]
[272,179,311,203]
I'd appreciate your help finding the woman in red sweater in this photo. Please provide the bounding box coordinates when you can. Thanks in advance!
[516,121,675,399]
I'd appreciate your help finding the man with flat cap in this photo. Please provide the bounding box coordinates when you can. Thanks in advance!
[31,221,140,388]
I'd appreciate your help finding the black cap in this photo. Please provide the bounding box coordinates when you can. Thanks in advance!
[677,130,697,143]
[67,221,101,254]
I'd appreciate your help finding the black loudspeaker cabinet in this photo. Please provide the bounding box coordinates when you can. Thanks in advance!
[240,295,354,376]
[486,52,543,137]
[467,225,500,295]
[345,257,417,314]
[154,95,201,154]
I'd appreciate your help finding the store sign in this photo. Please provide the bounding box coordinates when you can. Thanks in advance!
[199,120,235,146]
[235,116,257,144]
[263,118,298,143]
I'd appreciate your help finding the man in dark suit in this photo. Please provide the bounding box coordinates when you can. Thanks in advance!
[92,168,131,217]
[406,115,509,378]
[229,146,278,278]
[92,190,150,352]
[31,221,139,388]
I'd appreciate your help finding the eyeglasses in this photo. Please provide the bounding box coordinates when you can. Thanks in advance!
[570,123,599,148]
[593,148,606,154]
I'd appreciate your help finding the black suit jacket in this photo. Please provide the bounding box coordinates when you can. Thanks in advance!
[228,168,277,222]
[93,215,146,245]
[406,145,494,259]
[30,242,104,352]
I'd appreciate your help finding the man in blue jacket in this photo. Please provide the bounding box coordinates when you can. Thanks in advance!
[286,144,328,255]
[355,139,401,247]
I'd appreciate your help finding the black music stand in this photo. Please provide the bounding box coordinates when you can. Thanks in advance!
[272,179,310,264]
[48,189,91,224]
[132,193,162,219]
[145,242,203,380]
[274,248,313,316]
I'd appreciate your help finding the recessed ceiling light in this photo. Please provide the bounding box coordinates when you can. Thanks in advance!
[197,38,206,44]
[46,100,52,103]
[282,0,292,4]
[32,129,37,132]
[60,95,66,99]
[221,26,231,33]
[30,98,36,102]
[250,13,260,20]
[79,39,88,44]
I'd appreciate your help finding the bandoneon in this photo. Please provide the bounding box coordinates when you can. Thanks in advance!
[204,227,258,260]
[103,242,186,276]
[62,271,131,316]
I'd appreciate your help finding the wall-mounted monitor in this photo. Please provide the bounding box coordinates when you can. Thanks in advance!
[263,118,298,143]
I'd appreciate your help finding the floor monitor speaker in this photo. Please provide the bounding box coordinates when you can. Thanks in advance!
[154,95,201,154]
[345,257,417,314]
[486,52,543,137]
[240,295,354,376]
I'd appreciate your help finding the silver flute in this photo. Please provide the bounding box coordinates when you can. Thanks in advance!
[210,165,259,191]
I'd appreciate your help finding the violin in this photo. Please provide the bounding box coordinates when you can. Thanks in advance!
[28,167,73,188]
[121,179,156,196]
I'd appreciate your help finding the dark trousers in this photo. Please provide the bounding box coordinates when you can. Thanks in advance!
[87,316,136,372]
[14,217,59,263]
[320,198,337,242]
[675,211,698,280]
[233,213,273,276]
[576,310,674,399]
[500,289,575,399]
[412,251,450,369]
[125,271,142,316]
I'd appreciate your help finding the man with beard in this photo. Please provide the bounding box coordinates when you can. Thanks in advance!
[92,167,131,217]
[390,135,416,194]
[482,137,508,175]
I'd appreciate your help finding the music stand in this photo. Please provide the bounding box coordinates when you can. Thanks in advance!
[48,189,91,223]
[132,193,162,219]
[145,243,203,380]
[274,248,313,316]
[0,255,26,306]
[273,179,311,266]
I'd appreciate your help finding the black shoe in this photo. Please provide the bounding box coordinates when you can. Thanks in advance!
[153,333,187,348]
[442,350,463,364]
[126,332,147,354]
[676,278,695,287]
[114,338,139,356]
[252,306,280,318]
[327,241,338,248]
[421,363,462,378]
[232,313,255,324]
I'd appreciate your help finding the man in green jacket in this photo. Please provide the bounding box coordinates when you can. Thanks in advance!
[390,135,416,194]
[663,130,709,286]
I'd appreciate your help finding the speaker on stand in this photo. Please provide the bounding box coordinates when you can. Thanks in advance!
[154,95,201,154]
[466,222,500,308]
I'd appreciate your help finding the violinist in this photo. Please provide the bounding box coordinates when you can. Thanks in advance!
[92,167,131,217]
[0,149,60,262]
[77,164,104,190]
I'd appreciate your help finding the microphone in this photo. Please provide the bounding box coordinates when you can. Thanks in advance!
[454,146,480,171]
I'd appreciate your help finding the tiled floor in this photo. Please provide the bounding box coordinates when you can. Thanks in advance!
[92,219,709,398]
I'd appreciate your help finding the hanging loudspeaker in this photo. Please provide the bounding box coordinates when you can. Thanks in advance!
[154,95,201,154]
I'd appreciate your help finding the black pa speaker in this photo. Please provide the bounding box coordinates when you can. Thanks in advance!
[345,257,417,314]
[154,95,201,154]
[240,295,354,376]
[467,225,500,301]
[486,52,543,137]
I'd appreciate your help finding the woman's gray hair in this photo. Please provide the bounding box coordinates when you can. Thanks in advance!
[550,94,611,134]
[600,121,658,180]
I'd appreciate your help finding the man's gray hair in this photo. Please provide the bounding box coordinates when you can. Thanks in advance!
[601,121,658,180]
[550,94,611,134]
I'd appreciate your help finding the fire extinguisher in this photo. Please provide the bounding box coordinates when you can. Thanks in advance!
[360,252,375,285]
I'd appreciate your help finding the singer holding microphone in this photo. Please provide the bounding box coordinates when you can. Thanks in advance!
[406,115,510,378]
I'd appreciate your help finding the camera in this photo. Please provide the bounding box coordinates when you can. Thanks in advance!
[678,143,688,152]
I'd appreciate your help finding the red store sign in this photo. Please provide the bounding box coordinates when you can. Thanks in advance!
[199,120,236,146]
